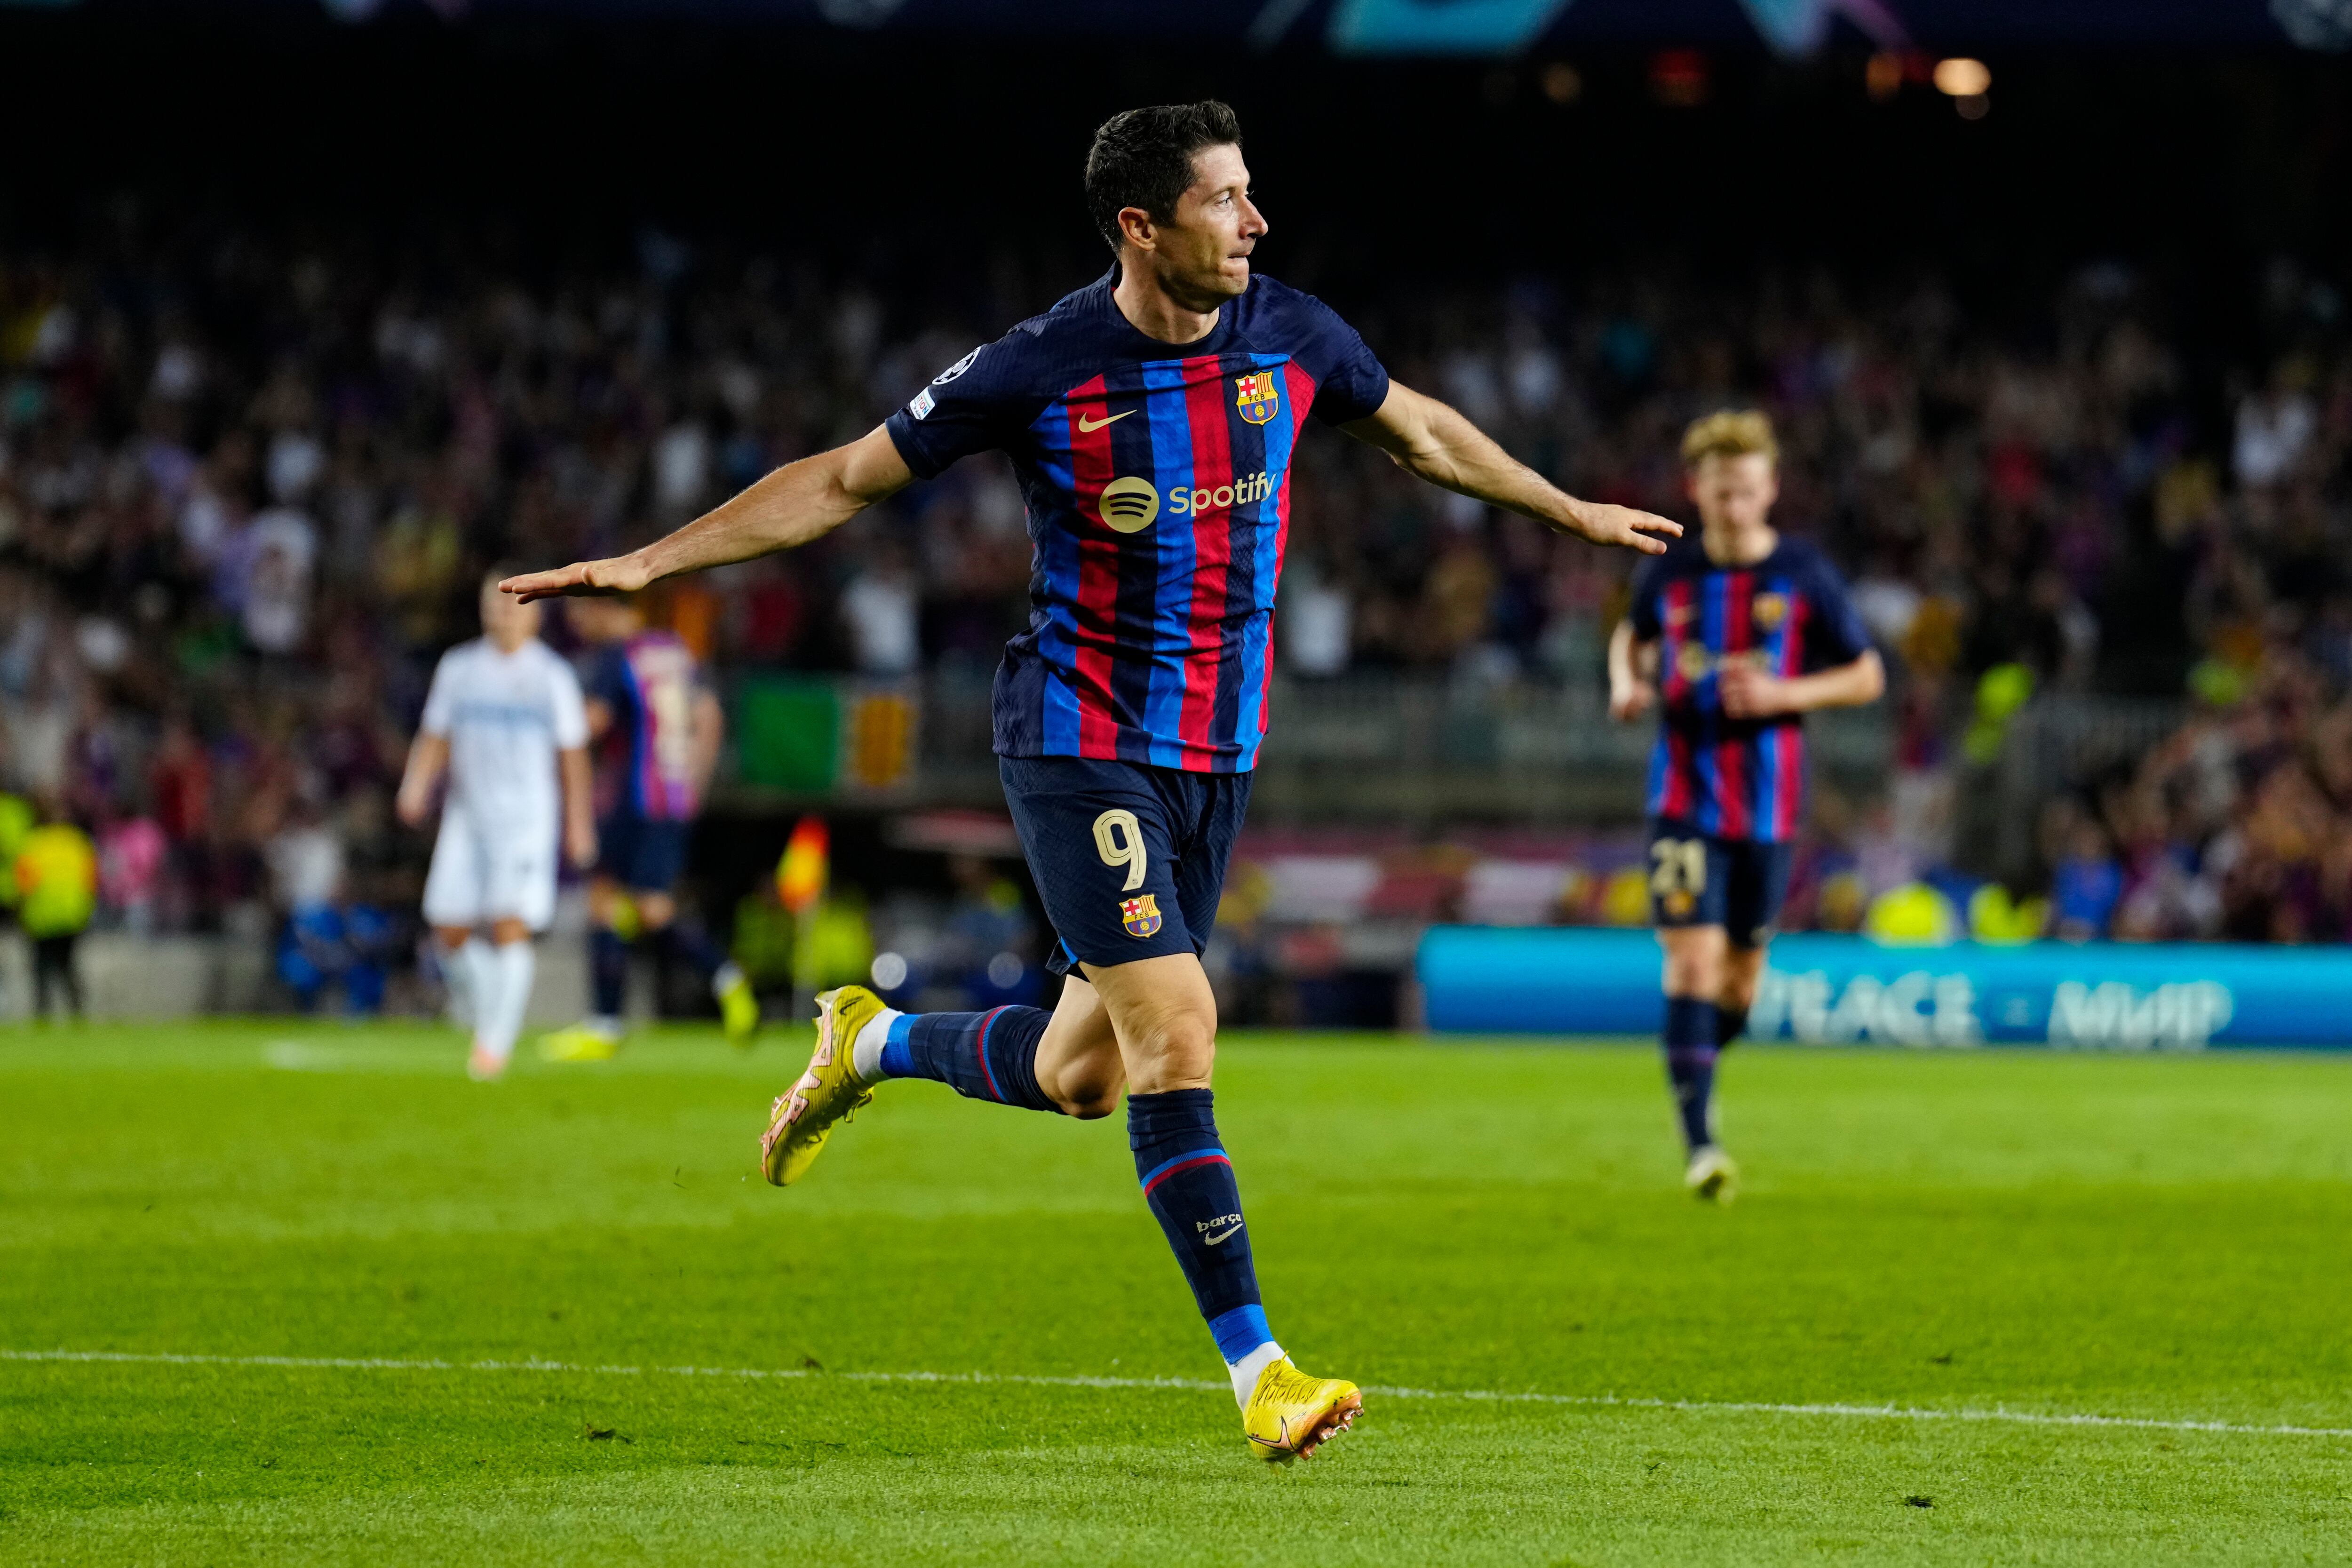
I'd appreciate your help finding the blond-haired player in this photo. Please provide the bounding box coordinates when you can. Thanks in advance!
[1608,412,1884,1197]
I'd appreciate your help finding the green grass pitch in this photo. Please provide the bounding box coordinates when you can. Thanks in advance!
[4,1021,2350,1565]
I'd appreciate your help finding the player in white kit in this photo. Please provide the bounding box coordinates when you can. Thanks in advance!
[397,572,598,1079]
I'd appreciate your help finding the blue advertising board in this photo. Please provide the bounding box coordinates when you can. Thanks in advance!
[1417,927,2352,1049]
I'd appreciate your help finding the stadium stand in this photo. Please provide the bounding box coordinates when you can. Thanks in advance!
[2,225,2348,1015]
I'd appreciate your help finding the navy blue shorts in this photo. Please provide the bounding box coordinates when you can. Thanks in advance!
[597,814,690,893]
[1646,818,1793,950]
[999,755,1253,976]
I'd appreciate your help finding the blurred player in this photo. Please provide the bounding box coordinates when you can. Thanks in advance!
[15,796,96,1022]
[1609,412,1884,1200]
[397,571,597,1081]
[536,596,757,1060]
[505,101,1677,1459]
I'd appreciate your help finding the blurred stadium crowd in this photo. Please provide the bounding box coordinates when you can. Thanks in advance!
[3,225,2351,998]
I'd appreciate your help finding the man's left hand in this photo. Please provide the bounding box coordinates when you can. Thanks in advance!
[1718,663,1794,718]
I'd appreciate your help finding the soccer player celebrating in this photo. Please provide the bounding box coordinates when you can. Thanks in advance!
[537,596,759,1061]
[397,571,598,1081]
[505,101,1677,1460]
[1607,412,1884,1201]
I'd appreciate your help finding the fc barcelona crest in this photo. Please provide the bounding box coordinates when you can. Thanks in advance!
[1120,894,1163,938]
[1752,591,1788,631]
[1234,372,1280,425]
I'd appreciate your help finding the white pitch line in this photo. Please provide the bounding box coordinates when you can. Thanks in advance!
[5,1348,2347,1441]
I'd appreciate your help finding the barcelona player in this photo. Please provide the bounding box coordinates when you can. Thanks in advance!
[536,595,760,1060]
[506,101,1677,1460]
[1608,412,1884,1201]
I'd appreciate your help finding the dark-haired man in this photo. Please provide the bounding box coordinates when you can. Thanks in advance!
[506,100,1679,1462]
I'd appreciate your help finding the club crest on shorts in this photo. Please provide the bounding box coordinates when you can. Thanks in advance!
[1120,893,1163,938]
[1663,889,1696,919]
[1234,371,1280,425]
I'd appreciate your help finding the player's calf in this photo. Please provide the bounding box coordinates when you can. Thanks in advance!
[851,1003,1066,1113]
[1663,995,1723,1153]
[1716,942,1766,1048]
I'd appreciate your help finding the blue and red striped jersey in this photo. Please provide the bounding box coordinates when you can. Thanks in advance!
[883,269,1389,773]
[1628,535,1872,843]
[585,630,706,822]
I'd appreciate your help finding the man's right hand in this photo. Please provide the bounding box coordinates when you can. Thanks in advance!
[501,554,653,603]
[1609,679,1657,723]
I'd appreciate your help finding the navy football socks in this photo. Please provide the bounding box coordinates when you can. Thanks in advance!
[1716,1001,1750,1049]
[590,928,630,1019]
[874,1007,1061,1114]
[1129,1089,1274,1370]
[1663,995,1721,1151]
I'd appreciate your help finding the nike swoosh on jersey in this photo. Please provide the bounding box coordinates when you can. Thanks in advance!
[1076,411,1134,432]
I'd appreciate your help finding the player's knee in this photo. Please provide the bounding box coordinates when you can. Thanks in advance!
[1060,1085,1123,1120]
[1663,951,1721,998]
[1133,1009,1216,1084]
[1045,1047,1127,1119]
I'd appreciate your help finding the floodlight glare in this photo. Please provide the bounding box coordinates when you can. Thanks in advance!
[1934,57,1992,97]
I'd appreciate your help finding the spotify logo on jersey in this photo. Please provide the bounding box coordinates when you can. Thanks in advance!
[1098,476,1160,533]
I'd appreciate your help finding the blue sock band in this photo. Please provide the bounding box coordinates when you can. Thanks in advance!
[1208,1304,1274,1364]
[896,1007,1059,1113]
[1130,1089,1267,1352]
[876,1012,916,1080]
[1663,995,1721,1151]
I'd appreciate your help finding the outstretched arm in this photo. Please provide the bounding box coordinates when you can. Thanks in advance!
[502,426,916,601]
[1341,382,1681,556]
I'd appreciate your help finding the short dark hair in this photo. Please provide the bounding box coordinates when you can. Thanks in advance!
[1083,101,1244,256]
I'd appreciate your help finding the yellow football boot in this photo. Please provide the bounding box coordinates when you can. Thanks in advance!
[716,965,761,1050]
[759,986,886,1186]
[1241,1357,1361,1463]
[537,1023,620,1063]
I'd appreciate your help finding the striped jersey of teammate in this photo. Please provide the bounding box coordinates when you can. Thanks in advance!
[1627,534,1873,843]
[585,631,706,821]
[884,268,1390,773]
